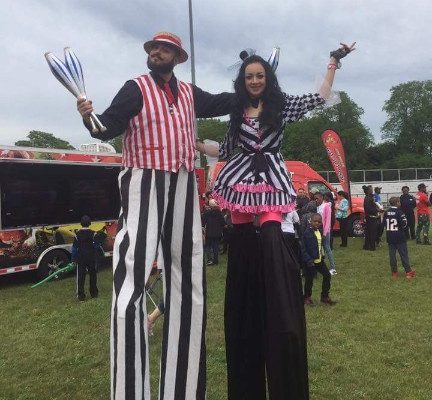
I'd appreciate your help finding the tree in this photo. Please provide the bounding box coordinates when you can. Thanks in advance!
[382,80,432,156]
[108,136,123,153]
[15,130,75,150]
[364,142,399,168]
[197,118,228,142]
[281,92,373,170]
[281,114,331,170]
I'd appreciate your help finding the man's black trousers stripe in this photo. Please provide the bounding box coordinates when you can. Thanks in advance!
[111,167,206,400]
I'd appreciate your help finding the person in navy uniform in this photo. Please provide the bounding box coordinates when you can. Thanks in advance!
[399,186,416,240]
[363,185,380,251]
[382,197,416,279]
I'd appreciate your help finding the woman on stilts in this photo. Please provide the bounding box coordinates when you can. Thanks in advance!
[197,42,355,400]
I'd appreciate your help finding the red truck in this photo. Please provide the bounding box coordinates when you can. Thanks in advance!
[208,160,365,236]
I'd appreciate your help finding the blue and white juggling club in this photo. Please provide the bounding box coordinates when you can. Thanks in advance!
[268,47,280,72]
[45,49,106,133]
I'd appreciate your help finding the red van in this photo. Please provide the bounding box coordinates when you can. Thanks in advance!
[208,160,365,236]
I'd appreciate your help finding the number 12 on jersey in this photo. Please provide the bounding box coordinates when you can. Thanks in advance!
[386,218,398,231]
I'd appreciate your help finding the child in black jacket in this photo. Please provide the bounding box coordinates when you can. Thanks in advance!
[301,213,336,305]
[201,200,226,265]
[382,197,416,279]
[72,215,98,301]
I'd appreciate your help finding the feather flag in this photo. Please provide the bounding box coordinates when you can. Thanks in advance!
[322,129,352,209]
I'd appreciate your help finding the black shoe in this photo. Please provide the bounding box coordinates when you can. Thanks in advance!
[78,294,86,302]
[206,261,214,266]
[321,296,337,306]
[90,293,99,299]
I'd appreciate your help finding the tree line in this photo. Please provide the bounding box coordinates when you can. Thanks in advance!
[15,80,432,171]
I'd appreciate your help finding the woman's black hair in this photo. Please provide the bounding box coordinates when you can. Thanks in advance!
[230,55,285,135]
[323,192,334,202]
[337,190,347,198]
[362,185,372,195]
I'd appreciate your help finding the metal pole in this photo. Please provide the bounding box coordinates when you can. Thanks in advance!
[189,0,202,168]
[188,0,196,85]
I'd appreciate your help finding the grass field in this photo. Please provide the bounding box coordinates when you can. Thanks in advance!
[1,237,432,400]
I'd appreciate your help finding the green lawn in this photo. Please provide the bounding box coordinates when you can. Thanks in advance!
[1,238,432,400]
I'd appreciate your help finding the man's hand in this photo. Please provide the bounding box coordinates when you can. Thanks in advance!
[77,96,93,123]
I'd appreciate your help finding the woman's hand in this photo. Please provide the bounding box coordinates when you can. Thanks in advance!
[330,42,356,64]
[320,42,356,99]
[196,141,206,153]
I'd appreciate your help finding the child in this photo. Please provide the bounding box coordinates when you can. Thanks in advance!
[315,192,337,275]
[72,215,98,301]
[301,213,336,305]
[382,197,416,279]
[201,199,225,265]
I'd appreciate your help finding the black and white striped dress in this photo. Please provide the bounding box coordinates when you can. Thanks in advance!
[213,92,325,214]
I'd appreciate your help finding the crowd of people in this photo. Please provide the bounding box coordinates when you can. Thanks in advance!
[201,180,430,300]
[363,183,431,248]
[361,182,431,279]
[201,186,341,312]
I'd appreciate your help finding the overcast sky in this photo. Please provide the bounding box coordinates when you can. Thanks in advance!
[1,0,431,149]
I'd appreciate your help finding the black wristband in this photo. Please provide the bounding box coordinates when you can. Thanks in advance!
[329,47,350,61]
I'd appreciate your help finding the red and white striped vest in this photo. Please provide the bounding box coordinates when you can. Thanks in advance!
[122,74,196,172]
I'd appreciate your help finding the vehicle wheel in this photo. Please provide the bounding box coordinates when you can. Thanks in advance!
[348,214,364,237]
[37,249,70,280]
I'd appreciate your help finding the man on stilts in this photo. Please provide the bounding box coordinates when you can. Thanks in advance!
[77,32,233,400]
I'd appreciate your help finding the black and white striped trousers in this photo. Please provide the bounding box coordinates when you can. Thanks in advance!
[111,167,206,400]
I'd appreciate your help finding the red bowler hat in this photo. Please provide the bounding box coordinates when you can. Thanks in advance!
[144,32,188,63]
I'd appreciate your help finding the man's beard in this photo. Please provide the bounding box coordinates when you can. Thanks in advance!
[147,57,175,74]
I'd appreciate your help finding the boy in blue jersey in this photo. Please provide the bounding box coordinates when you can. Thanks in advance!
[382,197,416,279]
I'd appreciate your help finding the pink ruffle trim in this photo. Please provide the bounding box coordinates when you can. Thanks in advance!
[212,192,297,214]
[232,183,279,193]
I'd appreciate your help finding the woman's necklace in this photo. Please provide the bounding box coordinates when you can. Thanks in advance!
[245,98,262,118]
[250,97,260,108]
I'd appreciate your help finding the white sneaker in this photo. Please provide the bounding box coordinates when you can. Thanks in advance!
[329,269,337,276]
